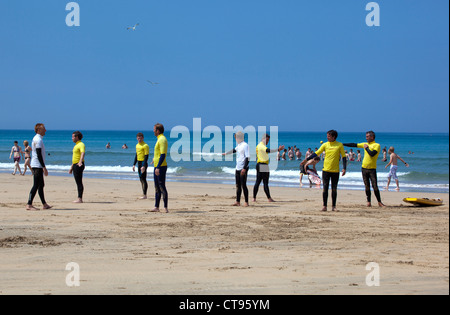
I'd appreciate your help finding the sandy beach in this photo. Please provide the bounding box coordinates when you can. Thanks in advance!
[0,172,448,295]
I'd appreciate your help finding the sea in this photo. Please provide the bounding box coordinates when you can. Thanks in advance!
[0,130,448,194]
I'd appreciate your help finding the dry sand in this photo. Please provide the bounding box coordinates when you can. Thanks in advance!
[0,172,448,295]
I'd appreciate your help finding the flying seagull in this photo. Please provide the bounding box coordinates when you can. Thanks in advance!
[147,80,160,86]
[127,23,139,31]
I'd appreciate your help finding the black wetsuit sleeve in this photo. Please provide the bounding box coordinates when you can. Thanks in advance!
[343,143,357,147]
[156,154,166,168]
[343,157,347,170]
[133,154,138,166]
[36,148,45,168]
[243,157,249,170]
[143,154,149,168]
[365,147,378,157]
[306,153,318,161]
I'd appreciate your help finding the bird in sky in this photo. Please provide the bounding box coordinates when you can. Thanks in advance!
[147,80,160,86]
[127,23,139,31]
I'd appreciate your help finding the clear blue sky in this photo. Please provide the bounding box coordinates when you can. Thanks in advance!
[0,0,448,132]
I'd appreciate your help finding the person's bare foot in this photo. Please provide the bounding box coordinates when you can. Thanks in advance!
[26,205,39,211]
[321,206,327,212]
[42,204,52,210]
[332,207,339,212]
[149,208,160,212]
[232,202,240,207]
[395,187,400,191]
[243,202,249,207]
[268,198,275,203]
[73,199,83,203]
[253,198,257,203]
[367,202,372,207]
[139,195,147,200]
[378,202,386,207]
[164,208,169,213]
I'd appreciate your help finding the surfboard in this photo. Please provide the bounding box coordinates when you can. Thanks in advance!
[308,173,321,185]
[403,198,443,206]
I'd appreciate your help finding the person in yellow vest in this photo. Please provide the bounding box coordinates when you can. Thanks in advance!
[253,134,284,202]
[302,130,347,212]
[132,132,150,199]
[150,123,169,213]
[69,131,86,204]
[344,131,385,207]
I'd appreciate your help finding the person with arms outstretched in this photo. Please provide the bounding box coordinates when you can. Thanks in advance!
[301,130,347,212]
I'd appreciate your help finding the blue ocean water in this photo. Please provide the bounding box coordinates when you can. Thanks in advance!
[0,129,448,193]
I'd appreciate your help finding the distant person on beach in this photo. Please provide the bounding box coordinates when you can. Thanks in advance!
[150,123,169,213]
[295,148,302,160]
[344,131,385,207]
[132,132,150,200]
[385,147,409,191]
[223,131,250,207]
[301,130,347,212]
[282,149,287,160]
[299,156,321,187]
[22,140,32,175]
[122,144,128,149]
[305,148,312,160]
[26,123,52,211]
[9,141,23,175]
[253,134,284,203]
[106,143,111,149]
[68,131,85,203]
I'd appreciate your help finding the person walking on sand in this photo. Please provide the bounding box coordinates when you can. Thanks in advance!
[22,141,32,175]
[26,123,52,211]
[149,123,169,213]
[10,141,23,175]
[301,130,347,212]
[253,134,284,203]
[385,147,409,191]
[69,131,86,203]
[344,131,385,207]
[132,132,150,200]
[300,156,321,187]
[223,131,250,207]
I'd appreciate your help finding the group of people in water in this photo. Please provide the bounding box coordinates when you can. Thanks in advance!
[14,124,409,213]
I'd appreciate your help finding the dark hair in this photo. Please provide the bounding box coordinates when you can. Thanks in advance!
[14,141,18,144]
[73,131,83,140]
[327,130,338,139]
[366,130,376,139]
[136,132,144,138]
[154,123,164,134]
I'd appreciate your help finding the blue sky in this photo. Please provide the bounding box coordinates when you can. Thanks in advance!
[0,0,448,132]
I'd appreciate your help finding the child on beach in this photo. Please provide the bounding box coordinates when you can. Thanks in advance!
[299,156,321,187]
[385,147,409,191]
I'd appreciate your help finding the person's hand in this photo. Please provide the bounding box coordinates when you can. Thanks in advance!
[279,145,285,151]
[43,168,48,176]
[300,159,306,166]
[141,166,146,173]
[342,169,346,176]
[69,168,73,174]
[385,165,388,169]
[132,165,135,172]
[77,162,83,167]
[241,169,247,176]
[155,168,160,176]
[405,163,409,167]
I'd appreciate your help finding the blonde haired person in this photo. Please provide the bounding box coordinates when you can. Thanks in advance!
[385,147,409,191]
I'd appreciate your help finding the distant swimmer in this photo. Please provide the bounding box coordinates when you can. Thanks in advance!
[344,131,385,208]
[385,147,409,191]
[127,23,139,30]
